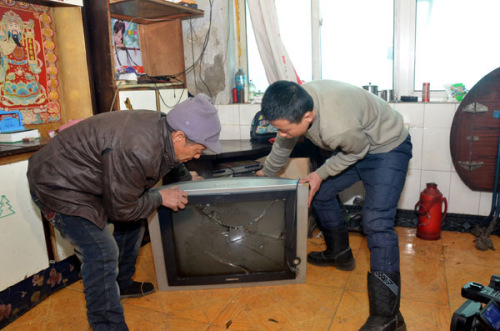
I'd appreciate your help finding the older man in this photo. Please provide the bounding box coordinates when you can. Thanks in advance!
[28,93,221,331]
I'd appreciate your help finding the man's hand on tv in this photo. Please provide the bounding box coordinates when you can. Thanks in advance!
[159,186,188,211]
[299,171,323,206]
[190,171,203,181]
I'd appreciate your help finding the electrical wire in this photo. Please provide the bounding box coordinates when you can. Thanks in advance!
[125,0,214,91]
[189,18,199,93]
[155,79,187,110]
[195,0,214,97]
[107,2,214,111]
[114,46,141,69]
[174,0,214,81]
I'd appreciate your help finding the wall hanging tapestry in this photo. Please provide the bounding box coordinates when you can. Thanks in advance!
[0,1,60,125]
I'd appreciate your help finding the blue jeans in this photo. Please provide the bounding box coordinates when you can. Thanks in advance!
[31,195,145,331]
[312,135,412,273]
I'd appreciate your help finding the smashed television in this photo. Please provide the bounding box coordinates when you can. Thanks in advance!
[148,177,308,291]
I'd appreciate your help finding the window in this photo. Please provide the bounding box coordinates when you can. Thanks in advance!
[320,0,394,90]
[414,0,500,91]
[246,0,311,94]
[246,0,500,100]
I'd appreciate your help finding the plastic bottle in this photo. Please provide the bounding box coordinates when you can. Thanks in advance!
[235,68,246,90]
[248,80,256,101]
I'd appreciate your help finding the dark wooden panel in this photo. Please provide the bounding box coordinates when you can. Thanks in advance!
[139,20,186,83]
[83,0,116,113]
[109,0,203,24]
[450,67,500,191]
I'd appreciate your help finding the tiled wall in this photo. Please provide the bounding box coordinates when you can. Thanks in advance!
[216,102,493,216]
[216,104,262,141]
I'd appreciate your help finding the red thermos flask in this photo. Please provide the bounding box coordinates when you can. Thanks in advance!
[414,183,447,240]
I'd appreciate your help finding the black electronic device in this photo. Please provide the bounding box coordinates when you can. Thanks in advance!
[137,75,171,84]
[148,178,309,291]
[212,160,262,178]
[489,275,500,291]
[479,300,500,330]
[451,275,500,331]
[400,96,418,102]
[450,300,483,331]
[461,282,500,305]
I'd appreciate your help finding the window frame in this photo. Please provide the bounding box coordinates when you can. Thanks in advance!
[244,0,450,102]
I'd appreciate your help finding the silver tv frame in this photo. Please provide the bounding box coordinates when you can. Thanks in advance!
[148,177,309,291]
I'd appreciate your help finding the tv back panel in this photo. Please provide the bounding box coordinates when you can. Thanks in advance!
[148,177,308,291]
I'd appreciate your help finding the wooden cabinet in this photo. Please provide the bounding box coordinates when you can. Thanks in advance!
[83,1,203,113]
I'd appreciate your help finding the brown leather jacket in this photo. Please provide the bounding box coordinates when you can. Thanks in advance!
[27,110,191,229]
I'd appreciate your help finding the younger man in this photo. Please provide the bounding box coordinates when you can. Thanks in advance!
[256,80,411,331]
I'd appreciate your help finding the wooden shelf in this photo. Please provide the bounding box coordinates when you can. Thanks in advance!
[85,0,203,113]
[110,0,203,24]
[117,81,184,90]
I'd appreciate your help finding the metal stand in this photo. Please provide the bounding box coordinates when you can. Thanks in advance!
[472,129,500,250]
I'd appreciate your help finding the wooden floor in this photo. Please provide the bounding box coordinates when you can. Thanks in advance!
[4,227,500,330]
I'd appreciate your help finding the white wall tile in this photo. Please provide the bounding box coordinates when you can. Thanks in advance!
[240,125,251,140]
[420,170,451,201]
[423,103,456,129]
[393,103,424,128]
[216,101,486,217]
[399,169,421,210]
[422,128,453,171]
[219,124,240,140]
[448,172,481,214]
[479,192,493,216]
[216,104,240,125]
[239,104,260,126]
[408,127,423,170]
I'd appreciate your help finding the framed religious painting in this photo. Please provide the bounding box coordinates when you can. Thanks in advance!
[0,1,61,125]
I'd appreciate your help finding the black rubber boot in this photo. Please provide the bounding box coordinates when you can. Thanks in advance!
[307,226,355,271]
[120,281,155,299]
[360,271,406,331]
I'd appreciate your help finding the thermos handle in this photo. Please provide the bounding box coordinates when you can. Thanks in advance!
[442,197,447,220]
[415,200,422,214]
[414,201,423,215]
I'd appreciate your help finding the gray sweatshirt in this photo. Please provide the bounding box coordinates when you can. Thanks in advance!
[263,80,408,179]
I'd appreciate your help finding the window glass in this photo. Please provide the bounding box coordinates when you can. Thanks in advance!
[275,1,312,83]
[415,0,500,91]
[319,0,394,90]
[246,13,268,94]
[246,0,311,93]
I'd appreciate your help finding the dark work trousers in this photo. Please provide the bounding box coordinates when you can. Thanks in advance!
[31,194,145,331]
[311,135,412,273]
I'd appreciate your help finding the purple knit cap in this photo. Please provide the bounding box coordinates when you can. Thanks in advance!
[167,93,222,154]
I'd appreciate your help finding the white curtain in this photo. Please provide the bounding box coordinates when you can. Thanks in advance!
[247,0,301,84]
